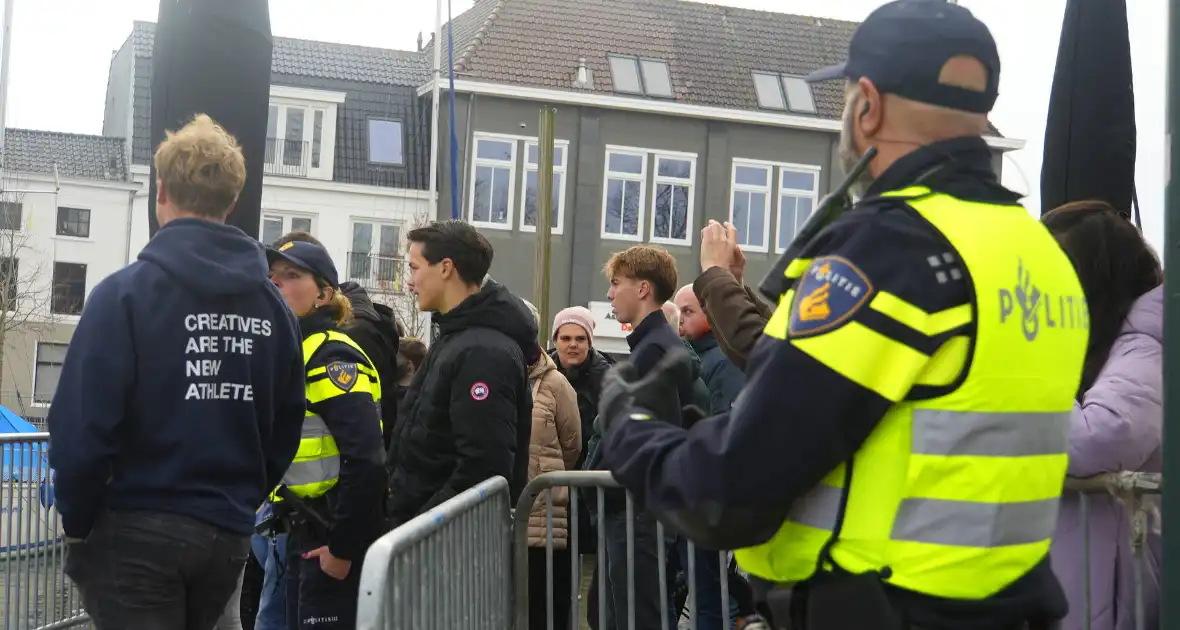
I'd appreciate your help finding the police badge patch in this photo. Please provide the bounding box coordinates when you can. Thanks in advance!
[326,362,359,392]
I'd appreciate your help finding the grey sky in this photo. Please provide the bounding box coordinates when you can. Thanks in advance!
[5,0,1167,252]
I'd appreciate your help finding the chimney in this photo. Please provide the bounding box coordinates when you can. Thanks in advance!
[575,57,589,87]
[417,31,424,51]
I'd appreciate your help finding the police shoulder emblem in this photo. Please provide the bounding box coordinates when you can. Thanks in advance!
[788,255,874,338]
[326,362,359,392]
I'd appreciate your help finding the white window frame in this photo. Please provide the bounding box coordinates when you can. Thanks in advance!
[259,212,317,246]
[468,132,519,231]
[348,219,405,291]
[32,340,68,407]
[519,139,570,235]
[728,159,775,253]
[775,163,823,254]
[601,145,650,243]
[267,85,346,181]
[648,151,697,247]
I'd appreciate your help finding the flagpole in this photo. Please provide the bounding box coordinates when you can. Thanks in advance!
[427,0,443,219]
[0,0,15,172]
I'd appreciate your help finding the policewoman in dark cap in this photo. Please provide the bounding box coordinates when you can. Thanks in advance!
[593,1,1084,629]
[266,241,386,630]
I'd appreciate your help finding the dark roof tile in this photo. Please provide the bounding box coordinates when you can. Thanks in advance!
[429,0,858,119]
[132,21,429,87]
[4,129,127,182]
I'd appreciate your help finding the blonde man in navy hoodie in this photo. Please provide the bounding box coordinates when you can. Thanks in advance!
[48,114,305,630]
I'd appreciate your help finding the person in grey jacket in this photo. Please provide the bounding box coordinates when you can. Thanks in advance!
[675,285,746,414]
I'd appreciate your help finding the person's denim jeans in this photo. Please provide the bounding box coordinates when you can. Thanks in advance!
[677,540,740,630]
[251,505,288,630]
[64,509,249,630]
[601,508,676,630]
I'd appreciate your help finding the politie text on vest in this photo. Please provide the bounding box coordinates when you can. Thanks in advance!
[998,259,1088,342]
[183,312,274,401]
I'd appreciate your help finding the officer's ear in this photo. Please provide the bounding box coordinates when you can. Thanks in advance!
[855,76,884,138]
[315,286,333,307]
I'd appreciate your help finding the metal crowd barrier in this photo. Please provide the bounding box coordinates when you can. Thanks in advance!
[357,476,512,630]
[513,471,738,630]
[1064,472,1161,630]
[0,432,89,630]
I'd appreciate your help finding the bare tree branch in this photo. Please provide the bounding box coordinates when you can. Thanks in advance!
[0,175,65,394]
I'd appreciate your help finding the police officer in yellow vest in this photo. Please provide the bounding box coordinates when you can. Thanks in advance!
[595,2,1087,629]
[266,241,386,630]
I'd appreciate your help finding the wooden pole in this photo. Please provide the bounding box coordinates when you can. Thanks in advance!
[532,108,556,347]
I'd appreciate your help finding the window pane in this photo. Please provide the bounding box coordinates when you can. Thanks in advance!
[262,217,282,245]
[671,184,689,240]
[312,110,324,169]
[37,342,68,363]
[733,192,749,244]
[0,202,22,230]
[283,108,304,167]
[379,225,400,255]
[654,183,672,239]
[781,170,816,191]
[795,196,815,232]
[352,222,373,254]
[0,257,17,309]
[749,192,766,247]
[605,178,623,234]
[369,119,405,165]
[56,207,90,238]
[524,171,562,228]
[753,73,786,109]
[51,262,86,315]
[291,217,312,233]
[657,158,691,179]
[734,165,768,187]
[527,144,564,167]
[639,60,673,97]
[267,105,278,138]
[476,139,513,161]
[473,166,493,223]
[608,152,643,174]
[491,167,510,223]
[608,55,642,93]
[782,77,817,114]
[622,180,641,235]
[779,195,798,248]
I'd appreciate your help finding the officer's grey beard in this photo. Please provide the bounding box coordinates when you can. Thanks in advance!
[838,99,876,200]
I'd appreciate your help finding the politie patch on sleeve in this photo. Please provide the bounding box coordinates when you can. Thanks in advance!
[787,255,874,338]
[326,362,359,392]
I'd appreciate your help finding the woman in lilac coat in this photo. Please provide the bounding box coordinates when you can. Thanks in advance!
[1043,201,1163,630]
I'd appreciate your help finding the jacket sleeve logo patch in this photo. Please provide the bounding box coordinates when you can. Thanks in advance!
[788,256,874,338]
[326,362,359,392]
[470,382,490,401]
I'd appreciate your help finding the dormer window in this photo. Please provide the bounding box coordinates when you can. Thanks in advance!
[607,55,674,98]
[752,72,817,114]
[265,85,347,181]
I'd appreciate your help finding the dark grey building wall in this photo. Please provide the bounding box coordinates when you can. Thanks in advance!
[120,59,429,190]
[102,44,133,141]
[437,93,841,312]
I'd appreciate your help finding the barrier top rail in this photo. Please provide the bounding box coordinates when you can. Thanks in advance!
[0,432,50,443]
[356,475,510,628]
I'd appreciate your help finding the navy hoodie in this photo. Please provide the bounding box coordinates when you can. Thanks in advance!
[48,219,305,537]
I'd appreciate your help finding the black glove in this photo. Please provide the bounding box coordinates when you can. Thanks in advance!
[597,347,694,433]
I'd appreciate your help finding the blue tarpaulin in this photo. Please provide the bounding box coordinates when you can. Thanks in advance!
[1,406,48,482]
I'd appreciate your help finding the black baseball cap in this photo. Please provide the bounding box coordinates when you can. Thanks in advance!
[807,0,1000,114]
[266,241,340,287]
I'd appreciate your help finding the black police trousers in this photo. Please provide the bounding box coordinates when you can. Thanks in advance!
[284,530,363,630]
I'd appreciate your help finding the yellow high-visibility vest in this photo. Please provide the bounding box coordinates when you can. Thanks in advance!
[737,186,1088,600]
[272,329,382,502]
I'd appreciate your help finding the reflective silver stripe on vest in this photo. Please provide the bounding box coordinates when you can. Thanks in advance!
[785,485,1059,548]
[911,410,1071,457]
[784,410,1068,547]
[890,496,1059,547]
[280,414,339,489]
